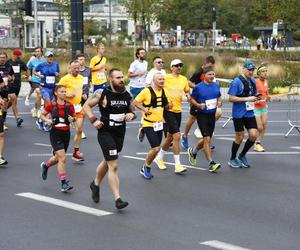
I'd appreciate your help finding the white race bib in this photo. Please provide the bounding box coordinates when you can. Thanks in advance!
[109,113,125,126]
[59,117,65,123]
[205,98,217,110]
[3,77,8,86]
[83,77,89,85]
[153,121,163,131]
[246,101,254,111]
[46,76,55,84]
[74,104,82,113]
[97,72,105,79]
[12,66,20,73]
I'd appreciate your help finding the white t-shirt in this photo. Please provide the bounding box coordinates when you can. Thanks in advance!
[145,68,166,87]
[128,59,148,88]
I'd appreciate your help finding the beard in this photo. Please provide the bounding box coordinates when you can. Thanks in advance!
[112,81,125,92]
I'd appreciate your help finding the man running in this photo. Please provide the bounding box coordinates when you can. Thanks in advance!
[90,43,108,92]
[84,68,135,209]
[227,60,258,168]
[154,59,190,174]
[187,67,222,172]
[0,76,8,165]
[58,61,85,161]
[134,72,172,179]
[254,65,271,152]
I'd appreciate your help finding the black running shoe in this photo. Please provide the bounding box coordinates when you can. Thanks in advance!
[40,161,48,180]
[90,180,100,203]
[115,198,128,210]
[16,117,23,127]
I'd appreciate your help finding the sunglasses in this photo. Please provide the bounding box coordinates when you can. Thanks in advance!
[157,61,164,64]
[173,63,183,68]
[248,68,255,72]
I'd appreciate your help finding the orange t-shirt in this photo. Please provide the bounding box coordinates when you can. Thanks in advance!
[255,79,269,109]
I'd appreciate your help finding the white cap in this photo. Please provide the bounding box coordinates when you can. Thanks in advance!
[170,59,183,67]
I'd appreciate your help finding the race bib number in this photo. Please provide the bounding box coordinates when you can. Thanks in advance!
[109,113,125,126]
[83,77,89,85]
[12,66,20,73]
[59,117,65,123]
[3,77,8,86]
[74,104,82,113]
[97,72,105,79]
[246,101,254,111]
[205,98,217,110]
[153,121,163,131]
[46,76,55,84]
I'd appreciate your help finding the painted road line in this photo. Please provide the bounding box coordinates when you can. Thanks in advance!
[248,151,300,155]
[16,192,113,217]
[216,137,246,142]
[123,155,207,171]
[290,146,300,150]
[200,240,251,250]
[34,143,52,147]
[28,153,73,157]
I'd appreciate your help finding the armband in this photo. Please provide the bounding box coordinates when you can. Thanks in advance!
[89,116,98,124]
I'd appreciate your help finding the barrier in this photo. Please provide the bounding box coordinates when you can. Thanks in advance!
[216,78,232,128]
[285,84,300,137]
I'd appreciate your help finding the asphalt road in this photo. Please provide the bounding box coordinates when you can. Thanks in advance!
[0,95,299,250]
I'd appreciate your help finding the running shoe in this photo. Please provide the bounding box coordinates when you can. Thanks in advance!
[140,165,153,179]
[43,123,52,132]
[209,161,221,173]
[81,131,87,139]
[154,158,167,170]
[194,128,203,139]
[40,161,48,180]
[24,95,30,106]
[181,134,189,149]
[90,180,100,203]
[31,108,38,118]
[36,120,44,130]
[254,142,265,152]
[137,127,145,142]
[0,156,8,166]
[188,147,197,166]
[16,117,23,127]
[228,158,241,168]
[238,155,251,168]
[210,145,216,151]
[115,198,129,210]
[72,151,85,162]
[3,123,8,131]
[61,181,73,193]
[174,164,187,174]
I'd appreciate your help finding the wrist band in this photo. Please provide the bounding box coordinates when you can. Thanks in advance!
[89,116,97,124]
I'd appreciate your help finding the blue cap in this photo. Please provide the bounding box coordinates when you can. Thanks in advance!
[243,60,256,70]
[45,50,53,57]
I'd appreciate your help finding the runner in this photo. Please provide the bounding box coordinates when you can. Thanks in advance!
[33,50,60,131]
[154,59,190,174]
[133,72,172,179]
[90,43,108,92]
[181,56,217,149]
[227,60,258,168]
[26,47,45,118]
[84,68,135,209]
[0,76,8,165]
[254,65,271,152]
[187,67,222,172]
[58,60,85,161]
[40,85,76,192]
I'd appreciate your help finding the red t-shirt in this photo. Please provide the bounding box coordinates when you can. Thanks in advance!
[255,79,269,109]
[44,102,75,131]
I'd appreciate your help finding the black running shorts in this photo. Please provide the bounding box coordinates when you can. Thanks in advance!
[50,128,70,152]
[8,83,21,96]
[164,110,181,134]
[97,127,125,161]
[143,127,163,148]
[0,116,4,133]
[196,112,216,137]
[189,105,198,116]
[233,116,258,132]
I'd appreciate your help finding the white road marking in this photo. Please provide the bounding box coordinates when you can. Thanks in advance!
[200,240,251,250]
[28,153,73,157]
[34,143,52,147]
[290,146,300,150]
[16,192,113,217]
[122,155,207,171]
[247,151,300,155]
[216,137,246,142]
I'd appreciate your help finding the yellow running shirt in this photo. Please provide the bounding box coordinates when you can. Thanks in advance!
[90,55,107,85]
[164,74,189,113]
[58,74,83,105]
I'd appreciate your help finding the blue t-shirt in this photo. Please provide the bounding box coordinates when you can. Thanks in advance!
[27,57,46,83]
[228,76,257,118]
[191,81,221,114]
[35,61,60,89]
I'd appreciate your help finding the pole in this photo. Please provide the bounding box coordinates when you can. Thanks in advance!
[109,0,112,46]
[212,7,216,53]
[34,0,38,47]
[71,0,84,60]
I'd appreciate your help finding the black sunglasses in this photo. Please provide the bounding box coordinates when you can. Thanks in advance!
[173,63,183,68]
[157,61,164,64]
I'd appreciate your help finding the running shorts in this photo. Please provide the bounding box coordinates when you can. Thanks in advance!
[50,128,70,152]
[233,117,258,132]
[164,110,181,134]
[143,127,163,148]
[196,112,216,137]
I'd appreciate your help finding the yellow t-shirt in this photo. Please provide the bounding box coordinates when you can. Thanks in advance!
[164,74,189,113]
[58,74,83,105]
[135,87,168,127]
[90,55,107,85]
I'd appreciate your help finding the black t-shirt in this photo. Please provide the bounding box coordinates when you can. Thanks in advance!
[189,67,204,85]
[7,59,27,83]
[0,61,14,79]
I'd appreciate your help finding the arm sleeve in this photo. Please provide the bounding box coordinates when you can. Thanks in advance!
[184,78,190,92]
[228,79,240,96]
[128,61,136,73]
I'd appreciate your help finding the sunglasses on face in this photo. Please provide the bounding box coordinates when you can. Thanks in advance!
[248,68,255,72]
[173,64,183,68]
[156,61,164,64]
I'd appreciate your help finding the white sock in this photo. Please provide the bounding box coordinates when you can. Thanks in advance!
[157,149,166,160]
[192,147,198,155]
[174,154,181,165]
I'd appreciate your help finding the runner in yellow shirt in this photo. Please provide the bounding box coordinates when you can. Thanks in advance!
[90,43,108,92]
[134,73,172,179]
[154,59,190,174]
[58,60,85,161]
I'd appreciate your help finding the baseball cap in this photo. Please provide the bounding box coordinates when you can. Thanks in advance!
[45,50,53,57]
[243,60,256,70]
[170,59,183,67]
[12,49,22,57]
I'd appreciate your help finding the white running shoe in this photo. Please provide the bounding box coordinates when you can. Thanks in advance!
[25,95,30,106]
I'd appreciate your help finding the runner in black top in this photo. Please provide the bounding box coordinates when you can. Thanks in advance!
[0,76,8,165]
[84,68,135,210]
